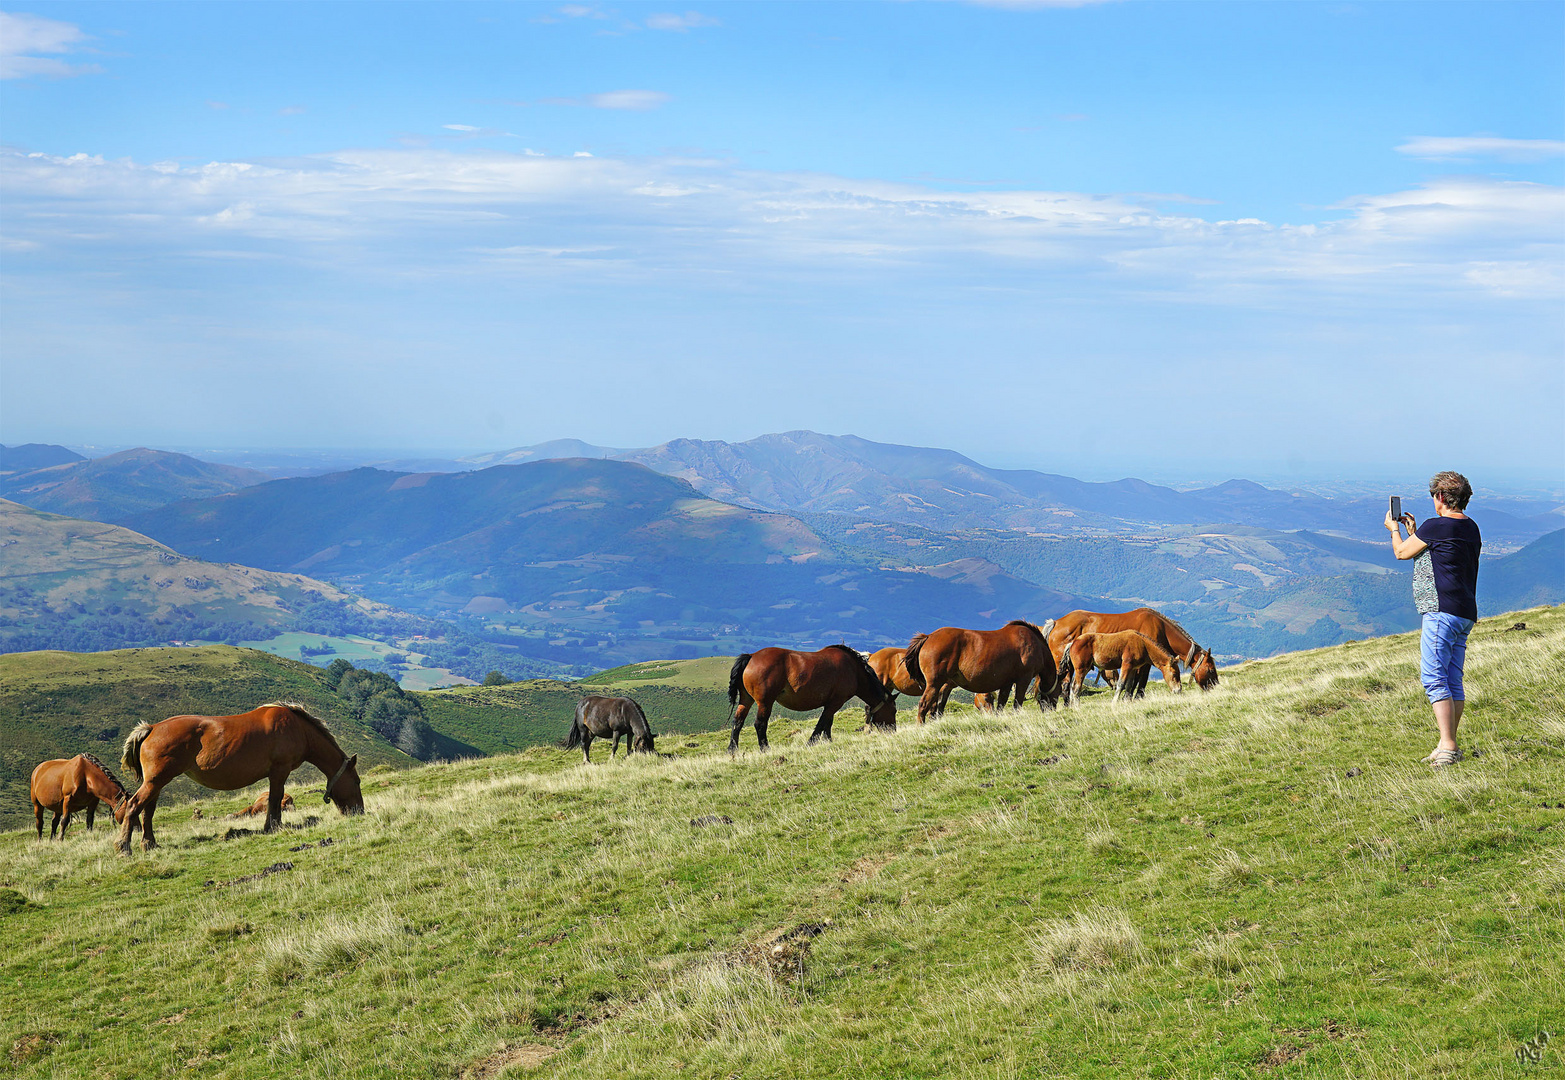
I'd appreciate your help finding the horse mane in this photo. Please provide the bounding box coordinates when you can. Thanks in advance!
[80,752,130,801]
[260,702,345,752]
[824,644,887,706]
[1003,619,1048,641]
[1141,608,1196,649]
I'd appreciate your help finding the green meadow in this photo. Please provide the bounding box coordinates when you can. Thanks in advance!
[2,607,1562,1078]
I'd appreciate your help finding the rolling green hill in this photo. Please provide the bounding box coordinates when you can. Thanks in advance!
[0,645,418,829]
[1,607,1559,1078]
[0,447,267,523]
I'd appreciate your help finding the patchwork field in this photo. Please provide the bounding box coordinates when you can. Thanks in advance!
[2,606,1561,1078]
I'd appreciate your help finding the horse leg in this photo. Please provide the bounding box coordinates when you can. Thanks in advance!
[727,701,752,753]
[808,703,841,745]
[754,702,775,752]
[264,771,289,833]
[936,685,955,718]
[582,731,594,765]
[916,682,943,725]
[52,809,65,841]
[34,799,45,841]
[86,800,97,832]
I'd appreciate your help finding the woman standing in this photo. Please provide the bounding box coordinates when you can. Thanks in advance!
[1385,471,1481,766]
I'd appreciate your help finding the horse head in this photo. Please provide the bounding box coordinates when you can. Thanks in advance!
[324,754,365,815]
[864,696,898,731]
[634,730,656,754]
[1192,648,1219,690]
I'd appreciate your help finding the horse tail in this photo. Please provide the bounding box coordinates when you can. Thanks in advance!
[565,702,585,750]
[902,634,928,685]
[727,654,753,717]
[121,722,154,783]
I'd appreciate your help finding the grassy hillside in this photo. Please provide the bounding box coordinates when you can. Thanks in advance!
[4,606,1559,1078]
[0,447,267,522]
[0,499,413,655]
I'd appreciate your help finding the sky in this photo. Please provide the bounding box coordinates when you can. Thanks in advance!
[1,1,1562,488]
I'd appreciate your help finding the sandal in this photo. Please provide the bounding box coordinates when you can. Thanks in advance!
[1428,747,1464,767]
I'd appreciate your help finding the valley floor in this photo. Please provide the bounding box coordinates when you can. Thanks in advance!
[2,607,1562,1078]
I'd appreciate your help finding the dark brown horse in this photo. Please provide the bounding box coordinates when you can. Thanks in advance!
[728,645,892,751]
[565,695,655,763]
[1060,631,1182,706]
[30,754,132,840]
[1049,608,1219,690]
[902,620,1060,724]
[118,702,363,854]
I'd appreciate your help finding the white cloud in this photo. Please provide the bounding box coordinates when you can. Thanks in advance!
[279,105,307,116]
[646,11,720,31]
[585,90,670,111]
[445,124,480,132]
[1,147,1557,303]
[0,11,98,79]
[574,151,594,157]
[1396,135,1565,162]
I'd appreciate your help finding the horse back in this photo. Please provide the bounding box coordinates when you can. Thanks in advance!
[140,708,312,789]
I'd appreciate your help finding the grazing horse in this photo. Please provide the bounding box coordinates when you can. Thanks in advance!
[1049,607,1219,690]
[232,792,296,818]
[728,645,892,752]
[118,702,363,854]
[902,620,1060,725]
[30,754,132,840]
[1060,631,1182,706]
[863,647,925,729]
[565,696,655,763]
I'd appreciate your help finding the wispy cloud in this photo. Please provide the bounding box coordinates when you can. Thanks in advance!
[4,147,1555,303]
[646,11,720,31]
[279,105,307,116]
[0,12,100,79]
[541,90,671,111]
[965,0,1119,8]
[1396,135,1565,163]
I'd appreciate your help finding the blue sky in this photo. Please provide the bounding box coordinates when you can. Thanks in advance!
[2,1,1561,486]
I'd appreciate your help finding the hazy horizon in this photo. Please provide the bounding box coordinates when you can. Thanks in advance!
[2,2,1561,481]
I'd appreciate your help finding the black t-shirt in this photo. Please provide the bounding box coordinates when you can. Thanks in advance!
[1414,515,1481,621]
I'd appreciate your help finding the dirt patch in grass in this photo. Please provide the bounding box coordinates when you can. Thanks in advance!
[737,921,831,982]
[1257,1041,1304,1068]
[465,1042,559,1077]
[841,853,895,883]
[10,1032,60,1064]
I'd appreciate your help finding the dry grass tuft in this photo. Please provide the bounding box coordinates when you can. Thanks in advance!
[1207,848,1254,891]
[1085,826,1119,855]
[260,908,407,984]
[1031,905,1143,974]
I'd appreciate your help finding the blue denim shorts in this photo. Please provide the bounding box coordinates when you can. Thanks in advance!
[1420,612,1475,704]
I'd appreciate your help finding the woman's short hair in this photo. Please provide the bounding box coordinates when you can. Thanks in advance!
[1429,471,1472,512]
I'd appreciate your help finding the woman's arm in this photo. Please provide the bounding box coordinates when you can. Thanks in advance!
[1385,511,1429,560]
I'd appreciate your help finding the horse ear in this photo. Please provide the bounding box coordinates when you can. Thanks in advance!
[347,755,358,769]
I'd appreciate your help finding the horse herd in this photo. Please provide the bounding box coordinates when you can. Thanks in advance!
[28,606,1215,853]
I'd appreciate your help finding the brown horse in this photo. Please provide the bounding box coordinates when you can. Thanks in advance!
[902,620,1060,724]
[728,645,893,752]
[863,647,925,728]
[30,754,133,840]
[118,702,363,854]
[232,792,296,818]
[1060,631,1182,706]
[1049,608,1219,690]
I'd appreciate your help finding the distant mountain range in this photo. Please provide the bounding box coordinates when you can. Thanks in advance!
[0,446,267,522]
[4,436,1560,667]
[463,431,1561,549]
[120,459,1090,660]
